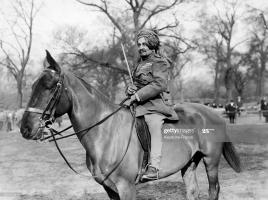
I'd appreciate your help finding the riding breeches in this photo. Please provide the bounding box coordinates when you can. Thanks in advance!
[144,113,166,169]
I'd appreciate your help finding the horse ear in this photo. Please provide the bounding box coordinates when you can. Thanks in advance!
[43,57,50,69]
[45,50,61,73]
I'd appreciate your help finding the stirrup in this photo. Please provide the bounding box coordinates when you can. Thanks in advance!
[142,164,159,181]
[146,163,159,171]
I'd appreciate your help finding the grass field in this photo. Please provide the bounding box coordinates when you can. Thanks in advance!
[0,115,268,200]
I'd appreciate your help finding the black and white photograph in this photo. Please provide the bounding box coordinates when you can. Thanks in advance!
[0,0,268,199]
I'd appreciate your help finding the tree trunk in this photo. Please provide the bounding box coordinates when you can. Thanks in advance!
[225,67,233,102]
[213,61,220,105]
[179,81,184,103]
[225,44,233,102]
[17,80,23,109]
[260,59,266,99]
[255,67,261,100]
[169,63,175,102]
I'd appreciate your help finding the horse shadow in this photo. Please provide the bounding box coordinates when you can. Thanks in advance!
[85,181,209,200]
[18,179,209,200]
[136,181,187,199]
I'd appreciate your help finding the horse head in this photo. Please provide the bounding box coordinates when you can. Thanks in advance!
[21,50,71,140]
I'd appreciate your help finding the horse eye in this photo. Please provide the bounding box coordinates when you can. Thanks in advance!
[42,77,57,89]
[44,84,55,90]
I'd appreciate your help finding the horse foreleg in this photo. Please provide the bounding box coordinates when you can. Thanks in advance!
[103,185,120,200]
[181,161,200,200]
[203,157,220,200]
[117,181,136,200]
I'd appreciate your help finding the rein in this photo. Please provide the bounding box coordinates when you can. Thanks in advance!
[25,68,136,182]
[41,100,127,143]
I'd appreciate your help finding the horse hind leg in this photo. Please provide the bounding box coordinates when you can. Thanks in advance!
[181,151,204,200]
[203,155,221,200]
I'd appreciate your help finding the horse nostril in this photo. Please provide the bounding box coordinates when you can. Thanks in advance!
[21,125,31,139]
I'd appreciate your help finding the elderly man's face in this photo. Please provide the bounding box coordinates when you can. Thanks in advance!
[137,37,153,57]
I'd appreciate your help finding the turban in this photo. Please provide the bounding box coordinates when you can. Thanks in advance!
[137,28,160,50]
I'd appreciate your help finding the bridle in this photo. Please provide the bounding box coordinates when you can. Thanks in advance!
[23,68,135,183]
[25,68,64,130]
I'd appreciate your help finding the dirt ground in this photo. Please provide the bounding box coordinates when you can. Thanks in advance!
[0,115,268,200]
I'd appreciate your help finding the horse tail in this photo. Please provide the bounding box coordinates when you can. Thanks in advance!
[222,142,242,173]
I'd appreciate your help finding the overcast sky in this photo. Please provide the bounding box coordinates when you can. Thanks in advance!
[1,0,268,75]
[32,0,100,56]
[1,0,101,65]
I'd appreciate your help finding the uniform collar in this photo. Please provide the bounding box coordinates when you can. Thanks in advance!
[141,51,155,61]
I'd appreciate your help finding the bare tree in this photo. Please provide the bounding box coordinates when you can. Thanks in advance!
[244,8,268,100]
[0,0,43,108]
[54,26,129,74]
[183,77,214,101]
[161,27,195,101]
[195,9,226,105]
[0,68,17,110]
[234,68,252,96]
[208,0,247,102]
[76,0,188,67]
[168,52,192,102]
[53,0,192,100]
[53,25,129,100]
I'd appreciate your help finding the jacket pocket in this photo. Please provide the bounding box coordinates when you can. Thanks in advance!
[136,67,153,83]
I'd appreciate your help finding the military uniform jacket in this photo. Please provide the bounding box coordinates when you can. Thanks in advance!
[131,52,178,121]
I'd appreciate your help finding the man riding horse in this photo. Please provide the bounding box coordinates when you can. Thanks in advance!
[124,28,179,181]
[20,47,242,200]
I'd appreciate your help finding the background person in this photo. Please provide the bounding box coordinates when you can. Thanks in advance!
[261,97,268,123]
[227,100,237,123]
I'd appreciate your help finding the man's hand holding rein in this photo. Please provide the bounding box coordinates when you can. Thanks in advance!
[124,94,137,107]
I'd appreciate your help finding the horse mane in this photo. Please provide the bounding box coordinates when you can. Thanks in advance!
[75,75,93,93]
[74,75,115,106]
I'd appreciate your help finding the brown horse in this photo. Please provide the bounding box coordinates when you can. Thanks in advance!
[21,51,242,200]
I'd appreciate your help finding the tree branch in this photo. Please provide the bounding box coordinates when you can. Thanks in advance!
[77,0,126,39]
[140,0,184,29]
